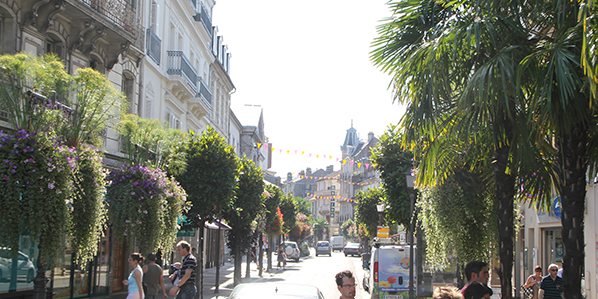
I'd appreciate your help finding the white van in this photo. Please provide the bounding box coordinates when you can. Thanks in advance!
[363,243,417,299]
[330,236,345,251]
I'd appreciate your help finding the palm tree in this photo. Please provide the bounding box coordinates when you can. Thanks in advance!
[519,1,598,297]
[371,1,552,298]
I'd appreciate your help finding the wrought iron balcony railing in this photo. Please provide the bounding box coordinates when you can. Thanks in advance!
[167,51,198,92]
[146,28,161,65]
[80,0,137,36]
[200,2,212,37]
[198,77,212,106]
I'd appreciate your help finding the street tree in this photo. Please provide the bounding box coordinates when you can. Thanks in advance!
[354,187,385,243]
[176,126,238,298]
[293,196,312,217]
[311,218,329,242]
[279,193,297,237]
[223,157,264,285]
[263,184,283,271]
[371,124,414,230]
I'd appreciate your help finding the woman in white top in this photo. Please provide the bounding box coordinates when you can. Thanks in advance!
[122,253,144,299]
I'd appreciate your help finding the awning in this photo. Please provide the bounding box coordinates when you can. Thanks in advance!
[205,220,231,230]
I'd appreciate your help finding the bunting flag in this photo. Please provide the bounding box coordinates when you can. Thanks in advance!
[296,175,379,186]
[305,192,360,203]
[253,143,376,169]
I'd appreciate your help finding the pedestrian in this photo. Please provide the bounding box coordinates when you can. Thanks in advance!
[170,240,197,299]
[463,281,493,299]
[251,242,258,264]
[418,281,426,299]
[122,253,144,299]
[277,244,286,270]
[460,261,489,294]
[522,265,543,299]
[539,264,563,299]
[433,286,463,299]
[142,253,167,299]
[335,270,356,299]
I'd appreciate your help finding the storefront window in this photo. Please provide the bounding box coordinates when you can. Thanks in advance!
[543,229,563,268]
[0,234,39,295]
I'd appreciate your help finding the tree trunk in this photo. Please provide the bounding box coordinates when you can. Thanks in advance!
[557,127,587,299]
[245,251,251,278]
[258,233,264,277]
[267,235,273,272]
[196,223,205,299]
[494,137,516,299]
[233,243,242,286]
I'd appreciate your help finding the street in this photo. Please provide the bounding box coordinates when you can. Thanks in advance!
[216,247,370,299]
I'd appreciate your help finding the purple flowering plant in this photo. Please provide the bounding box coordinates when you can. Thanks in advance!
[106,164,187,254]
[0,129,74,264]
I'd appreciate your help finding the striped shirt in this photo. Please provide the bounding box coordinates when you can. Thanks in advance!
[180,253,197,287]
[540,274,563,299]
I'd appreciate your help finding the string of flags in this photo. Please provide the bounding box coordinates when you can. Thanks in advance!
[306,193,359,203]
[256,143,375,169]
[297,175,379,186]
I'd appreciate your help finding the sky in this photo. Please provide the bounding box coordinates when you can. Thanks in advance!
[212,0,406,177]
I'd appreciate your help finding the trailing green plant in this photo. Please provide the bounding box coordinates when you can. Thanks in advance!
[70,145,108,264]
[106,164,186,254]
[0,129,73,265]
[116,114,189,176]
[417,175,497,270]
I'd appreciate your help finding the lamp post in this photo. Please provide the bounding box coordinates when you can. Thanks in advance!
[376,204,385,226]
[405,172,416,299]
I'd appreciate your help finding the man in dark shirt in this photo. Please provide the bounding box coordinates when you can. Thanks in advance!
[539,264,563,299]
[172,241,197,299]
[460,261,490,294]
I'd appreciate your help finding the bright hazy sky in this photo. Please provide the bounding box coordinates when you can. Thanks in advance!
[212,0,406,177]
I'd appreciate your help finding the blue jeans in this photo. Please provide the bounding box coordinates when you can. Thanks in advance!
[176,284,196,299]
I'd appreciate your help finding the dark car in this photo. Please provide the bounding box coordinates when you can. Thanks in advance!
[343,243,362,257]
[228,283,325,299]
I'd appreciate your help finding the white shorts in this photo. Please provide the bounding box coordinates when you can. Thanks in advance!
[127,291,143,299]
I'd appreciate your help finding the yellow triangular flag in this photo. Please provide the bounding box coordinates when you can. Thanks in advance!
[257,143,261,148]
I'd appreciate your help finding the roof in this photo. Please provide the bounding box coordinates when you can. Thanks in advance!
[341,125,358,151]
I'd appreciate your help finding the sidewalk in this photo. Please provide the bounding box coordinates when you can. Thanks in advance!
[97,255,283,299]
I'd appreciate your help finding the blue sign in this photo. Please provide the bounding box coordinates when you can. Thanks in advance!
[551,196,562,219]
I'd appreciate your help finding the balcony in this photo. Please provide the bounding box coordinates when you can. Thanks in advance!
[80,0,137,37]
[166,51,198,94]
[146,28,161,65]
[199,2,212,37]
[198,77,212,106]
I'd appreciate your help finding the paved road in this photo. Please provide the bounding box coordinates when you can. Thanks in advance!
[264,247,370,299]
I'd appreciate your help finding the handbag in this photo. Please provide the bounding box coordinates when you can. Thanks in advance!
[521,285,533,299]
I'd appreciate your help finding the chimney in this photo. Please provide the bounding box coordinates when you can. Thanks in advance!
[368,132,374,142]
[287,172,293,181]
[306,168,312,176]
[326,165,334,173]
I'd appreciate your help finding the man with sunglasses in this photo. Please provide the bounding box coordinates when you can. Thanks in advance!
[335,270,357,299]
[539,264,563,299]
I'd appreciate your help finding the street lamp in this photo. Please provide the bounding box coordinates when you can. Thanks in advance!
[405,171,416,299]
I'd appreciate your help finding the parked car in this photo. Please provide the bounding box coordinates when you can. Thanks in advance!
[343,243,362,257]
[283,241,300,262]
[315,241,331,256]
[0,247,36,283]
[363,242,417,299]
[228,282,325,299]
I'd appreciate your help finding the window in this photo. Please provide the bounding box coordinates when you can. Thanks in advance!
[122,73,135,114]
[166,109,181,129]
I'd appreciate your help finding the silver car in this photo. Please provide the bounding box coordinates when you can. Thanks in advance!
[315,241,331,256]
[228,283,325,299]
